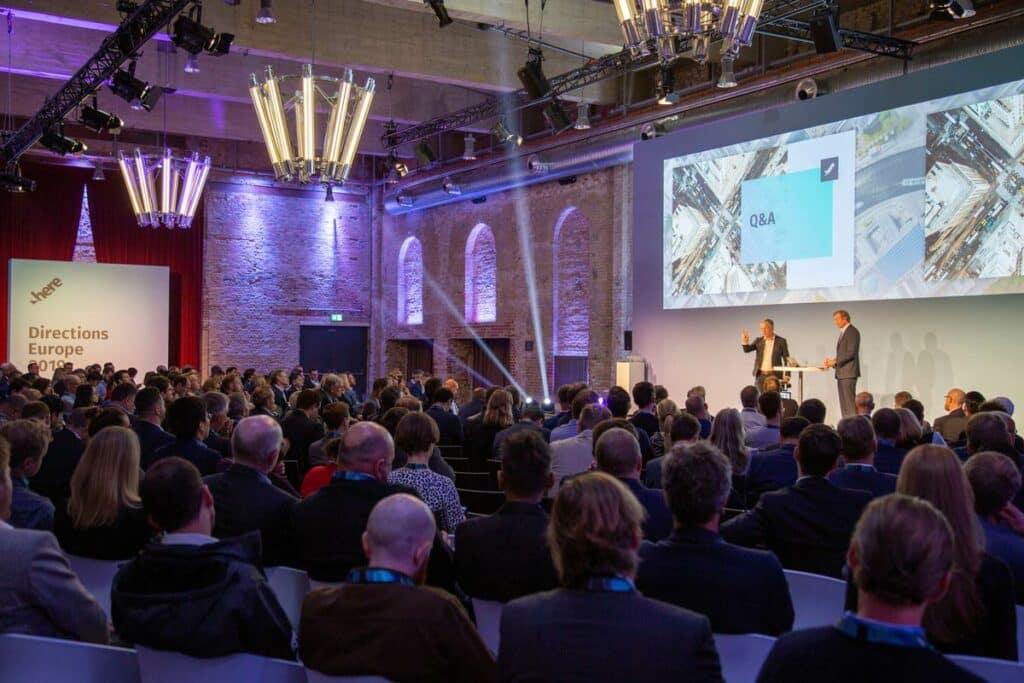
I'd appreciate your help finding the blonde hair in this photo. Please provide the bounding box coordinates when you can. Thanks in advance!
[897,407,923,445]
[483,389,514,429]
[548,472,644,588]
[656,398,680,424]
[897,444,984,647]
[709,408,749,474]
[68,426,142,528]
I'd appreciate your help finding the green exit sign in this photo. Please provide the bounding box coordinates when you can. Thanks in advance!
[330,313,344,322]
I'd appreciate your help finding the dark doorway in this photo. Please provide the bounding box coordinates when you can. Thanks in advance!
[300,325,369,398]
[470,338,511,388]
[553,356,589,389]
[405,339,434,377]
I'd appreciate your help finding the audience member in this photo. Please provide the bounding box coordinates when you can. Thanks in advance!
[30,406,90,503]
[133,387,174,465]
[594,427,671,541]
[202,391,232,457]
[469,389,514,467]
[54,427,153,559]
[763,376,799,418]
[0,433,109,643]
[629,381,660,437]
[854,391,874,417]
[280,389,325,471]
[605,386,655,462]
[300,494,496,682]
[492,401,550,458]
[425,387,464,448]
[739,385,765,433]
[548,403,611,495]
[644,411,701,489]
[0,420,54,530]
[498,472,722,682]
[934,387,968,443]
[744,416,807,506]
[829,416,897,498]
[904,398,945,445]
[757,495,984,683]
[958,411,1022,468]
[637,442,793,635]
[649,399,680,459]
[893,390,913,408]
[796,398,826,425]
[542,385,572,431]
[685,394,713,439]
[112,457,293,659]
[746,391,782,450]
[965,451,1024,605]
[389,412,464,533]
[86,406,131,437]
[203,415,297,566]
[454,430,558,601]
[870,408,907,474]
[308,402,350,467]
[722,424,872,577]
[896,406,925,449]
[549,387,596,443]
[146,395,222,475]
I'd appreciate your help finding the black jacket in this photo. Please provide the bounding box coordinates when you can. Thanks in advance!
[619,477,672,542]
[454,502,558,601]
[204,464,297,567]
[54,503,154,560]
[827,465,896,498]
[426,405,464,448]
[637,527,794,636]
[873,441,908,475]
[744,444,798,506]
[111,532,294,660]
[629,412,661,439]
[133,421,175,468]
[280,409,325,471]
[204,431,232,459]
[741,335,790,378]
[146,437,223,475]
[721,477,872,578]
[31,428,86,503]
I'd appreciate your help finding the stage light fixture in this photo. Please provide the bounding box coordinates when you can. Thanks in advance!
[92,162,106,181]
[171,5,234,56]
[717,55,738,89]
[657,64,678,105]
[79,102,123,134]
[543,100,573,134]
[574,101,591,130]
[461,133,477,161]
[397,194,415,207]
[426,0,453,27]
[640,123,656,140]
[442,177,461,195]
[1,163,36,193]
[110,63,161,111]
[415,141,437,167]
[542,397,553,408]
[527,155,549,174]
[930,0,975,19]
[184,54,200,73]
[256,0,276,24]
[491,119,521,147]
[517,48,551,99]
[118,148,211,228]
[40,126,87,156]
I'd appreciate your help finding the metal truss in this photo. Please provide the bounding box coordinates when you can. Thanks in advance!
[1,0,194,170]
[759,17,917,59]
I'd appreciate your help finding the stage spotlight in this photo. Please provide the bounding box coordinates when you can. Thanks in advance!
[574,101,591,130]
[415,141,437,167]
[426,0,454,27]
[1,163,36,193]
[491,119,521,147]
[256,0,276,24]
[657,64,678,105]
[525,396,535,405]
[109,63,160,111]
[543,99,573,134]
[640,123,656,140]
[527,155,549,174]
[79,103,123,134]
[324,184,335,202]
[172,7,234,56]
[442,177,461,195]
[461,133,477,161]
[517,48,551,99]
[40,126,87,156]
[184,54,200,73]
[717,55,738,89]
[385,154,409,185]
[397,194,415,207]
[92,162,106,181]
[930,0,975,19]
[542,397,553,407]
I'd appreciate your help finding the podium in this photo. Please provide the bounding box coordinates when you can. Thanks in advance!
[773,366,826,404]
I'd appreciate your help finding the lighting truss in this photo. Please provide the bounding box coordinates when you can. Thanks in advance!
[249,65,375,185]
[758,17,917,59]
[1,0,195,172]
[118,148,211,228]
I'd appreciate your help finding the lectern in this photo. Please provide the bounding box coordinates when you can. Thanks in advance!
[773,366,826,404]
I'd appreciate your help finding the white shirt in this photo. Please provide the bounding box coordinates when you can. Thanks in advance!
[761,337,775,373]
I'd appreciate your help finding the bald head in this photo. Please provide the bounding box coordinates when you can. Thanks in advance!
[595,428,642,479]
[363,494,436,580]
[231,415,283,472]
[946,388,965,412]
[338,421,395,480]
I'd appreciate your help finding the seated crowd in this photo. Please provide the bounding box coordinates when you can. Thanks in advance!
[0,360,1021,681]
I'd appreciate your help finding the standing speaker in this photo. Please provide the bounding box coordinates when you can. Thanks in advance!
[809,10,841,54]
[624,330,633,351]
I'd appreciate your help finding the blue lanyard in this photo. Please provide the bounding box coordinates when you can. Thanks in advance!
[583,575,634,593]
[333,470,376,482]
[346,568,416,587]
[834,612,933,650]
[405,463,428,470]
[845,464,876,472]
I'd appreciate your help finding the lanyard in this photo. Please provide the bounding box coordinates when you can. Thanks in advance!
[834,612,933,650]
[583,575,634,593]
[845,464,876,472]
[346,568,416,587]
[333,470,376,482]
[405,463,428,470]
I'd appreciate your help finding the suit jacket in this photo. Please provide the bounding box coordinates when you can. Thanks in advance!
[31,427,86,503]
[721,477,872,578]
[280,409,325,471]
[204,431,231,459]
[498,588,722,683]
[933,408,968,444]
[146,438,223,475]
[272,386,289,414]
[630,412,661,438]
[542,411,569,431]
[426,404,465,448]
[11,479,54,531]
[834,325,860,379]
[458,398,485,423]
[308,430,343,468]
[742,335,790,377]
[133,420,175,469]
[637,527,794,635]
[454,502,558,602]
[549,430,594,495]
[204,464,298,566]
[619,477,672,542]
[0,523,109,643]
[745,444,798,506]
[873,441,908,475]
[492,422,550,458]
[828,464,896,498]
[979,516,1024,605]
[643,455,667,489]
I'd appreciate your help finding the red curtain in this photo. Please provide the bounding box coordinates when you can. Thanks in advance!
[0,162,90,362]
[86,174,204,367]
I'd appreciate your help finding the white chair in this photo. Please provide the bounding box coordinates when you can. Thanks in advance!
[948,654,1024,682]
[713,633,776,683]
[470,598,504,655]
[1017,604,1023,663]
[783,569,846,631]
[0,633,141,683]
[66,554,124,619]
[265,566,311,628]
[305,671,395,683]
[135,646,305,683]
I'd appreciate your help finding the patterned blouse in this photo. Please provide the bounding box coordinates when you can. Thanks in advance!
[388,464,466,533]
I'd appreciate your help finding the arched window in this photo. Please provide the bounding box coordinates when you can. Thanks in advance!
[465,223,497,323]
[397,236,423,325]
[553,207,590,356]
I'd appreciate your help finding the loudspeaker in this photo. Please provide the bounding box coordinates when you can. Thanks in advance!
[624,330,633,351]
[525,340,534,352]
[809,10,841,54]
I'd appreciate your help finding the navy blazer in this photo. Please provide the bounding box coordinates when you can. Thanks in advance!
[146,438,223,475]
[827,465,896,498]
[721,477,872,578]
[834,325,860,379]
[873,441,908,475]
[745,444,798,506]
[637,527,794,635]
[426,404,465,448]
[979,516,1024,605]
[31,428,86,503]
[134,421,175,469]
[499,588,722,683]
[620,477,672,542]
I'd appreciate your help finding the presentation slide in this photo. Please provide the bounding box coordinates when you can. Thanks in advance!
[8,259,169,372]
[660,77,1024,309]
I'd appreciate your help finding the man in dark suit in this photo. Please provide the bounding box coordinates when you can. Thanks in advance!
[745,416,808,506]
[30,407,90,503]
[637,442,794,635]
[425,387,464,448]
[458,387,488,425]
[629,382,660,438]
[741,319,791,392]
[133,387,175,467]
[721,423,873,578]
[492,402,550,458]
[146,396,223,475]
[269,369,290,415]
[824,309,860,418]
[203,415,297,566]
[870,408,908,475]
[933,387,968,444]
[280,389,325,472]
[830,416,897,498]
[594,427,672,541]
[644,412,701,489]
[454,430,558,601]
[542,385,572,431]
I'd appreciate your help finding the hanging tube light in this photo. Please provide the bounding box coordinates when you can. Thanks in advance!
[333,78,375,184]
[119,148,211,228]
[262,65,294,181]
[299,63,317,180]
[321,69,354,184]
[611,0,644,50]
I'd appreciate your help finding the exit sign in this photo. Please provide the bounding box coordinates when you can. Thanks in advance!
[330,313,344,322]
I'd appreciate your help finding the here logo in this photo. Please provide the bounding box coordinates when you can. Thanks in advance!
[29,277,63,305]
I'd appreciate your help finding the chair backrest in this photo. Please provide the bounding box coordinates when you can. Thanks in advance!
[305,670,395,683]
[457,488,505,515]
[455,471,494,490]
[136,646,305,683]
[0,633,141,683]
[437,445,463,460]
[308,579,344,591]
[1017,604,1024,664]
[471,597,504,655]
[947,654,1024,682]
[783,569,846,631]
[713,633,776,683]
[265,566,312,629]
[66,554,124,619]
[442,456,470,470]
